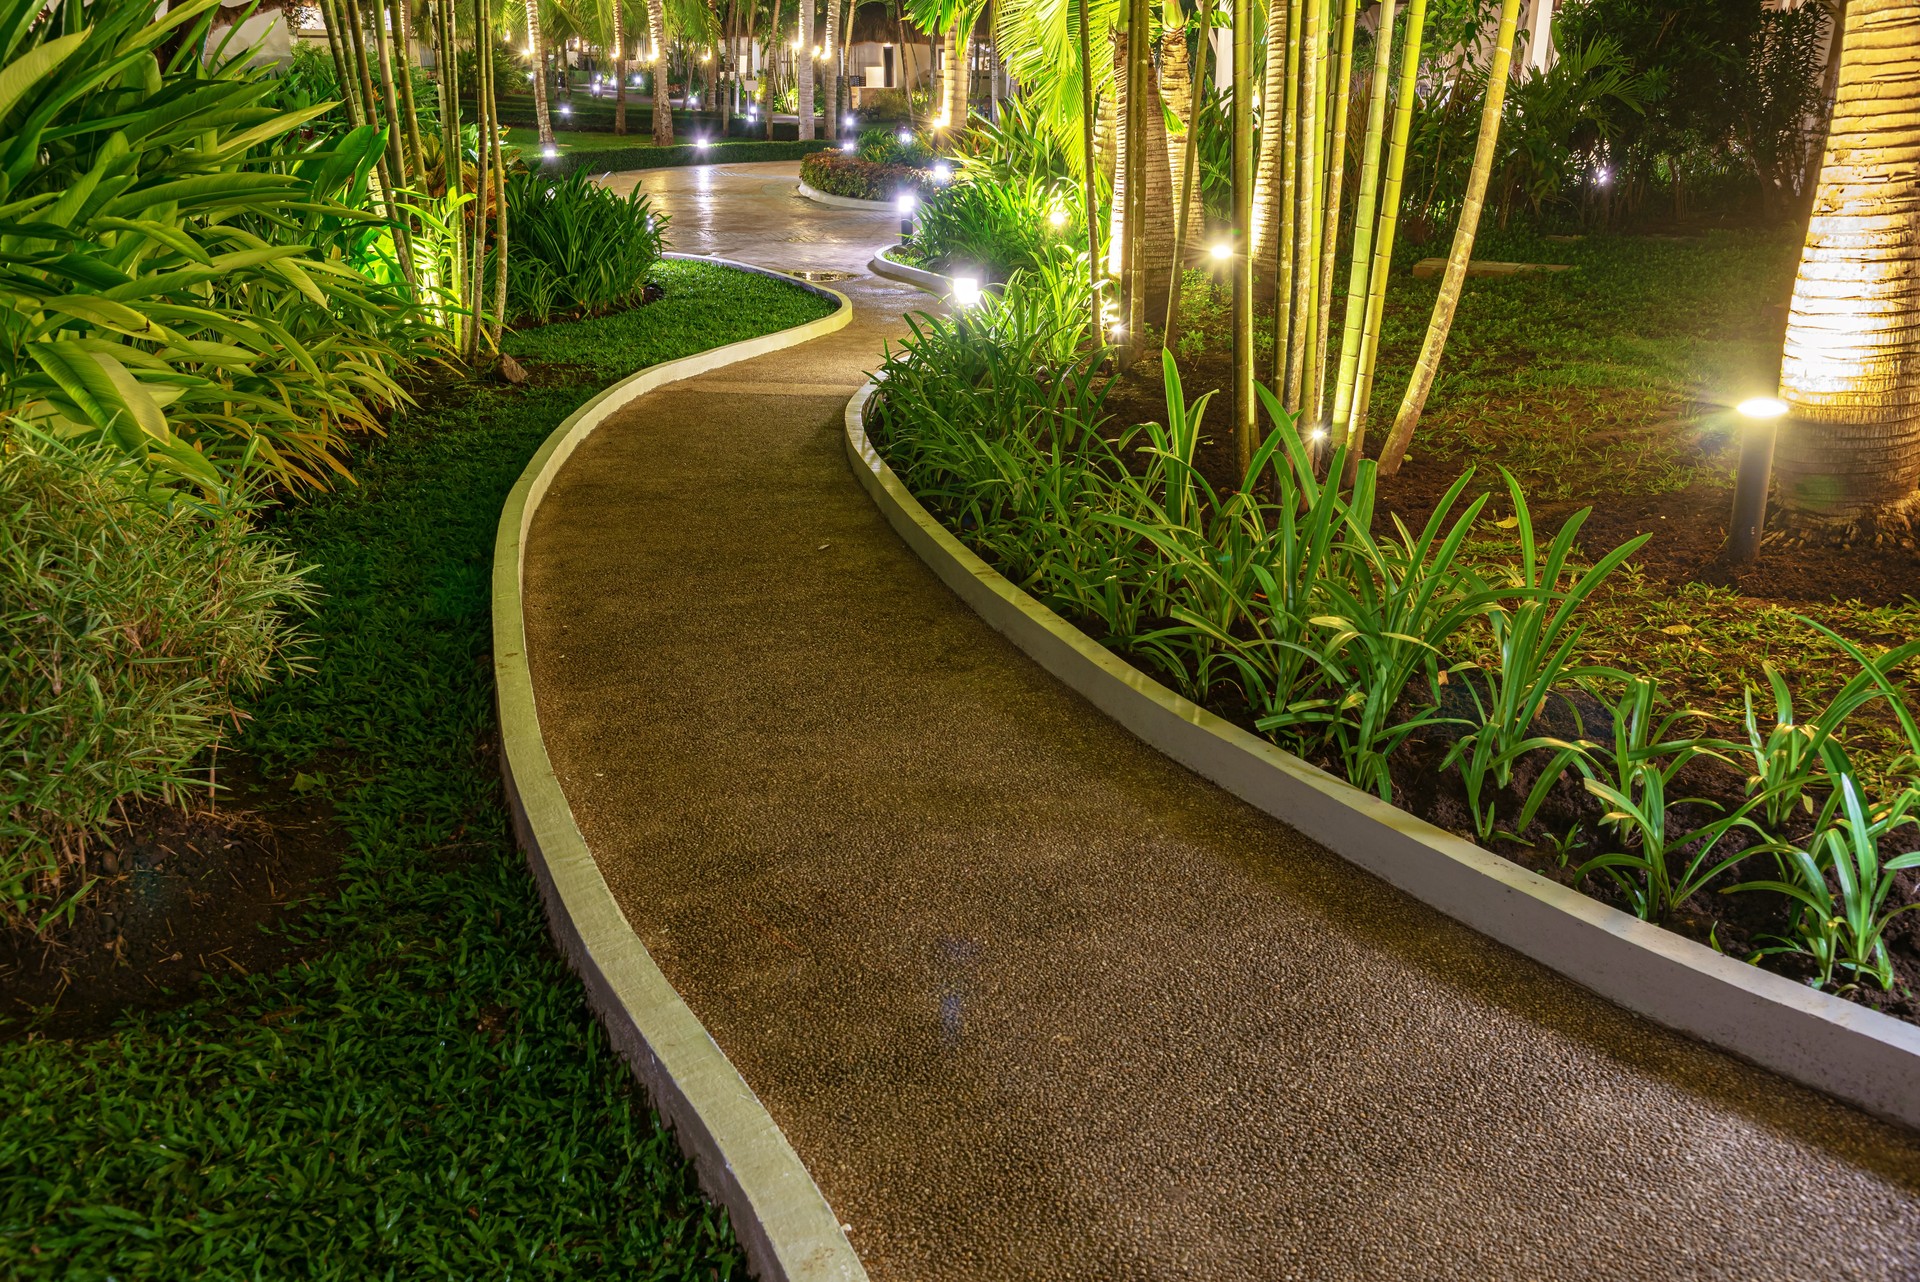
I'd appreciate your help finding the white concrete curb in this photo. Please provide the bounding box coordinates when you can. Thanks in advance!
[866,248,951,294]
[796,179,898,211]
[495,254,870,1282]
[843,376,1920,1133]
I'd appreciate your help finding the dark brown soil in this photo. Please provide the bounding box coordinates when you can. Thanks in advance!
[1098,353,1920,608]
[0,761,341,1042]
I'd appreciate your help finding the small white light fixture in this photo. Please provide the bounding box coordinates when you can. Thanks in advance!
[689,95,700,107]
[896,192,918,215]
[932,161,952,183]
[559,103,572,116]
[702,50,713,62]
[1047,206,1067,228]
[1209,241,1232,260]
[951,275,981,308]
[694,137,711,149]
[896,128,912,145]
[543,146,559,159]
[841,139,857,152]
[1108,323,1126,339]
[1737,396,1789,420]
[845,114,857,128]
[1595,166,1612,186]
[1307,427,1328,443]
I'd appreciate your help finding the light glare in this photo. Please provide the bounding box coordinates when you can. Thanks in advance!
[1209,241,1232,260]
[1738,396,1790,420]
[952,276,982,308]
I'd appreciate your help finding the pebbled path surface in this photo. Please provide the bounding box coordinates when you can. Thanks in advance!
[523,162,1920,1280]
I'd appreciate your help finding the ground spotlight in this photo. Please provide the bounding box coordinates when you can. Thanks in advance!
[952,276,982,308]
[932,161,952,183]
[1209,241,1232,260]
[1048,207,1067,228]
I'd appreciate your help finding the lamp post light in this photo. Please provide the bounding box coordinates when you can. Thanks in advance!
[896,191,916,239]
[1728,396,1789,564]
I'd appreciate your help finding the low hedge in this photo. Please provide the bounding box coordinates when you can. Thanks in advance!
[541,138,836,176]
[799,149,932,202]
[469,96,820,141]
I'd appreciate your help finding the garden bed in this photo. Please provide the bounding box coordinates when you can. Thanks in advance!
[0,260,834,1277]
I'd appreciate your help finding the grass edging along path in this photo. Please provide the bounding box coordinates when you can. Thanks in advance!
[842,378,1920,1133]
[495,257,867,1282]
[0,260,835,1280]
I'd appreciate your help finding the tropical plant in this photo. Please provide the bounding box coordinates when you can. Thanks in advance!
[1572,678,1762,923]
[0,428,312,926]
[503,168,667,319]
[800,147,932,199]
[1440,471,1646,838]
[908,176,1075,280]
[1731,765,1920,993]
[0,0,436,492]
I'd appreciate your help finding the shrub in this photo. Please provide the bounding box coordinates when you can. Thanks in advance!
[800,148,932,202]
[856,124,935,167]
[545,138,834,177]
[907,177,1075,280]
[504,169,667,322]
[0,432,312,924]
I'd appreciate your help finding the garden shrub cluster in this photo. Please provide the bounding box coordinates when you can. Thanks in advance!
[871,268,1920,1001]
[801,140,932,202]
[0,433,310,923]
[504,169,666,321]
[545,137,833,177]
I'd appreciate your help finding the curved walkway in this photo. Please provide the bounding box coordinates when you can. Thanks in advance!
[523,162,1920,1279]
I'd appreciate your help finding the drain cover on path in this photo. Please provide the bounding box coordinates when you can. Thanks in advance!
[788,269,858,282]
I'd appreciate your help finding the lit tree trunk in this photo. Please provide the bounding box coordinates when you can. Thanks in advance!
[798,0,816,139]
[1330,0,1397,441]
[1777,0,1920,527]
[940,24,962,126]
[823,0,842,137]
[1106,24,1176,309]
[1378,0,1521,474]
[1310,0,1358,420]
[649,0,672,143]
[1159,0,1205,244]
[529,0,555,145]
[1231,0,1255,465]
[394,0,425,175]
[613,0,628,133]
[765,0,784,138]
[1249,0,1290,272]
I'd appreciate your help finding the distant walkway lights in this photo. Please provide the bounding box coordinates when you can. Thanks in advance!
[897,192,917,240]
[1729,396,1789,564]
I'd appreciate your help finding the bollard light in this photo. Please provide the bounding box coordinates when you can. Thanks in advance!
[841,139,857,152]
[694,137,710,149]
[932,161,952,183]
[951,275,981,308]
[1727,396,1789,564]
[559,103,571,117]
[845,114,857,129]
[896,128,912,145]
[543,146,559,159]
[896,191,917,238]
[1047,206,1067,229]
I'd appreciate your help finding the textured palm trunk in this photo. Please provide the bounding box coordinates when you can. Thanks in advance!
[1777,0,1920,526]
[764,0,784,138]
[648,0,672,143]
[1159,0,1206,244]
[613,1,628,134]
[528,1,555,145]
[940,25,967,126]
[823,0,842,137]
[1378,0,1521,474]
[1105,26,1176,308]
[798,0,816,140]
[1249,0,1290,273]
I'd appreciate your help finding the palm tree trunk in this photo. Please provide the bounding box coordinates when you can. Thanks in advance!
[529,1,555,145]
[1271,0,1299,371]
[1249,0,1289,273]
[1777,0,1920,526]
[765,0,784,138]
[823,0,842,137]
[1080,0,1103,344]
[648,0,672,143]
[798,0,816,139]
[1107,22,1176,318]
[1166,0,1214,344]
[1378,0,1520,475]
[1159,0,1205,244]
[613,0,628,133]
[1231,0,1256,467]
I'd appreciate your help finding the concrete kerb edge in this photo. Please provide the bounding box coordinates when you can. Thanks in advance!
[796,179,899,211]
[841,376,1920,1133]
[866,248,951,295]
[493,255,869,1282]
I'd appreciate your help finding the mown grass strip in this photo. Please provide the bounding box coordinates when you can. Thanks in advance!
[0,260,836,1280]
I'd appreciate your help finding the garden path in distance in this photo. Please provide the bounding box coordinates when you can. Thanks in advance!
[525,161,1920,1280]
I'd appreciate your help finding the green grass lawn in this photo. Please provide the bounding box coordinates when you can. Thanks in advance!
[507,125,660,154]
[0,260,836,1279]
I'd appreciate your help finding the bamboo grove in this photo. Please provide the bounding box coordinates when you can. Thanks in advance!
[1095,0,1525,476]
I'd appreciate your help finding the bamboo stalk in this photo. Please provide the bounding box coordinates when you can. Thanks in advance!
[1127,0,1150,354]
[1079,0,1102,348]
[1328,0,1396,440]
[1271,0,1299,391]
[1231,0,1254,467]
[434,0,464,345]
[1286,0,1322,414]
[1378,0,1522,474]
[1310,0,1357,422]
[318,0,362,130]
[369,0,411,185]
[466,0,488,361]
[1165,0,1214,350]
[1347,0,1426,462]
[395,0,426,176]
[344,0,415,281]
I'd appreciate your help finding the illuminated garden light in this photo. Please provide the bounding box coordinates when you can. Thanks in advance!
[543,146,558,159]
[951,276,982,308]
[841,139,857,153]
[896,190,916,239]
[1209,241,1232,260]
[932,161,952,183]
[896,128,912,145]
[1738,396,1789,420]
[1047,207,1067,228]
